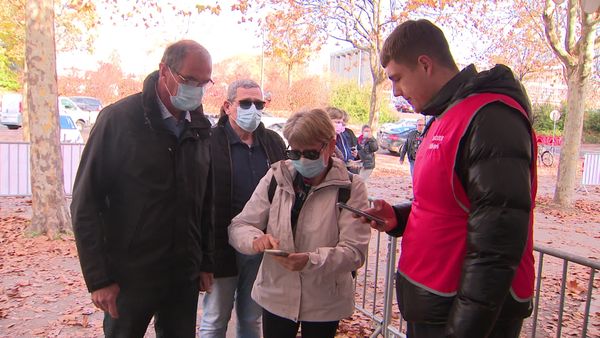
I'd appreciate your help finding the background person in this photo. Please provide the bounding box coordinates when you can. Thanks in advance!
[201,79,286,338]
[71,40,215,337]
[228,108,371,338]
[356,124,379,181]
[359,19,537,338]
[326,106,359,174]
[398,117,425,177]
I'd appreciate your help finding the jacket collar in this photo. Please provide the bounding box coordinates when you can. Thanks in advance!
[421,65,477,117]
[421,64,532,120]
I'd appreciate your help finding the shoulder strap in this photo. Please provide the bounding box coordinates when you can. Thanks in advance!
[337,172,353,205]
[268,175,278,203]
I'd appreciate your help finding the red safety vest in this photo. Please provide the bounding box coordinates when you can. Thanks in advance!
[398,93,537,300]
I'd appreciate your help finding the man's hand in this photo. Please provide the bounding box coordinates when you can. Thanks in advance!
[352,199,398,232]
[91,283,120,319]
[199,272,214,293]
[272,253,309,271]
[252,234,280,253]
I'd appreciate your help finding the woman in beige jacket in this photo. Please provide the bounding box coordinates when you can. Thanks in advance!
[228,108,371,338]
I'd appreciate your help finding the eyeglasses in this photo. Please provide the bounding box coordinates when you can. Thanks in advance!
[169,67,214,89]
[417,124,425,126]
[237,99,265,110]
[285,144,326,160]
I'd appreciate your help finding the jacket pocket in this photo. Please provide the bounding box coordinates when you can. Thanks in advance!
[126,202,150,252]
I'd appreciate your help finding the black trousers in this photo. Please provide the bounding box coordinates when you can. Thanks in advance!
[103,279,199,338]
[262,309,339,338]
[396,273,523,338]
[405,320,522,338]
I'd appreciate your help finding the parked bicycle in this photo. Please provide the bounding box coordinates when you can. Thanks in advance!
[538,143,554,167]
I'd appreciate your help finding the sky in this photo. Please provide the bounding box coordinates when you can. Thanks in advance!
[56,2,481,79]
[57,1,333,78]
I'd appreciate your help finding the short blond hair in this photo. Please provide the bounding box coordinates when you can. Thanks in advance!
[284,109,335,145]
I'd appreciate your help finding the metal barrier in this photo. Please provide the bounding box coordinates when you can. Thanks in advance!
[0,142,84,196]
[580,152,600,193]
[354,222,599,337]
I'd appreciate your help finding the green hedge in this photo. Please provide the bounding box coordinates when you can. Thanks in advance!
[329,81,396,126]
[532,103,600,143]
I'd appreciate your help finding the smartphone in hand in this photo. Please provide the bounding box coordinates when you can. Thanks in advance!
[336,202,386,226]
[264,249,290,257]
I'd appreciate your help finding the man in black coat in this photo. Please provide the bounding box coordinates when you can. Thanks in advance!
[357,20,536,338]
[200,79,286,338]
[399,117,425,177]
[71,40,215,337]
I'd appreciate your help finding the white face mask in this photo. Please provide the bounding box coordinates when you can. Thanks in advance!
[236,105,262,132]
[166,68,204,111]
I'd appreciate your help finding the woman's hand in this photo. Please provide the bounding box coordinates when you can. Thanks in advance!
[252,234,280,253]
[272,253,309,271]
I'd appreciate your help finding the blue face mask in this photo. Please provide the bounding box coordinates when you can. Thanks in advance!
[236,105,262,132]
[167,68,204,111]
[291,155,326,178]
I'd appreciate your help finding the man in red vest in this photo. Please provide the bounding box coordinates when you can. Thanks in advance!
[358,20,537,337]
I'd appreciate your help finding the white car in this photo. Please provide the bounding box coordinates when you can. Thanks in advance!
[261,111,287,127]
[59,96,93,130]
[0,92,23,129]
[60,115,84,143]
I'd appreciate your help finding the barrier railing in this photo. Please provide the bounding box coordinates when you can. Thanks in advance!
[354,233,599,338]
[0,142,84,196]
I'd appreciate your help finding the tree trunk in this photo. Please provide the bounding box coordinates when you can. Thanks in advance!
[26,0,71,237]
[553,70,590,206]
[287,63,292,88]
[367,50,385,130]
[551,4,597,208]
[368,82,380,129]
[22,68,30,142]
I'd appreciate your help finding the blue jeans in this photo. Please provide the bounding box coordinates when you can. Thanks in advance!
[409,160,415,177]
[200,252,263,338]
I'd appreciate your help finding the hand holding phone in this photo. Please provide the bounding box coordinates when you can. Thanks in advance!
[264,249,290,257]
[337,202,386,226]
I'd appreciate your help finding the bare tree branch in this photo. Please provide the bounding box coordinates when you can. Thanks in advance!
[543,0,575,67]
[566,0,578,53]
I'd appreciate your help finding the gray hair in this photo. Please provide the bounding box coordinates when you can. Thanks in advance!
[227,79,261,102]
[161,40,208,72]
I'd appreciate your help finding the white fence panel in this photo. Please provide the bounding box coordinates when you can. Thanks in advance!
[62,144,85,195]
[0,143,30,196]
[582,153,600,186]
[0,142,84,196]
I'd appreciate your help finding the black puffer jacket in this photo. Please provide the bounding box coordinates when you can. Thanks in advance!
[71,71,214,292]
[388,64,534,337]
[357,136,378,169]
[209,115,286,278]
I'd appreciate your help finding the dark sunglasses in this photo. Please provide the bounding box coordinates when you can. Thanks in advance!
[285,144,326,161]
[238,99,265,110]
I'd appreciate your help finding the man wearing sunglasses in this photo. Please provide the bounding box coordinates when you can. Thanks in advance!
[71,40,215,337]
[202,79,286,338]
